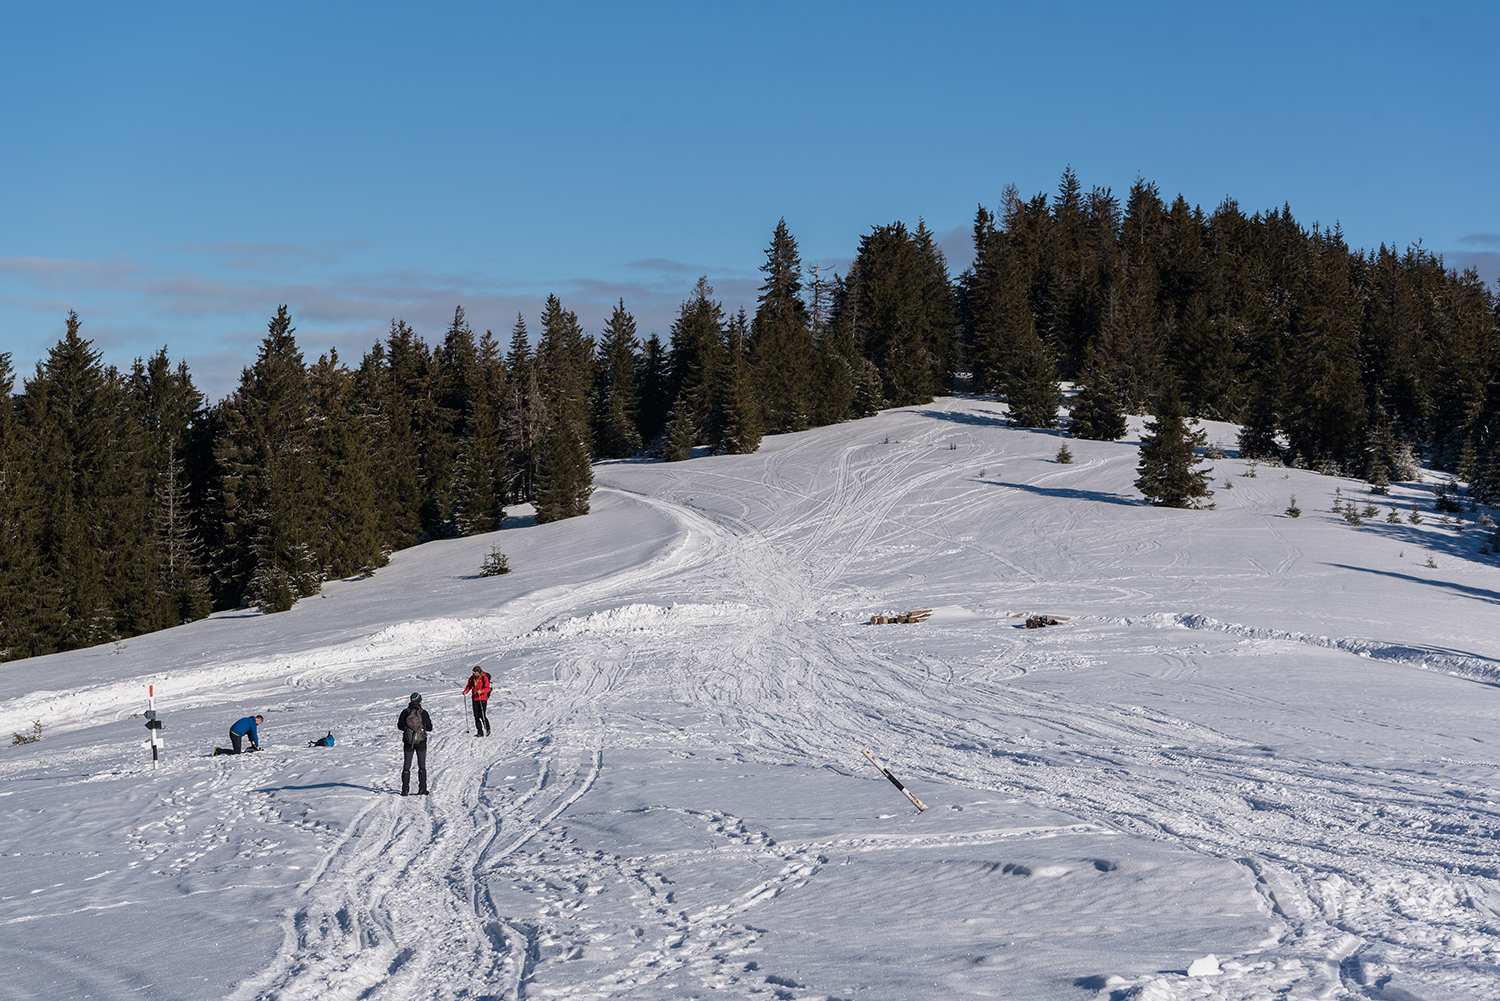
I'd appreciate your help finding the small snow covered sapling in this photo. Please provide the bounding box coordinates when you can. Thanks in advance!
[1056,442,1073,464]
[1343,506,1363,526]
[1387,507,1401,523]
[1426,554,1438,569]
[11,720,42,745]
[480,547,511,577]
[1362,502,1378,519]
[1408,504,1423,525]
[1245,460,1259,478]
[1286,495,1301,518]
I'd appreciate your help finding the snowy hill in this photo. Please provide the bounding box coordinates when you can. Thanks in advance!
[4,395,1499,1001]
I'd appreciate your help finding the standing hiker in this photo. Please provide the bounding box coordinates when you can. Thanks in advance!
[463,664,492,736]
[225,715,263,754]
[397,693,432,796]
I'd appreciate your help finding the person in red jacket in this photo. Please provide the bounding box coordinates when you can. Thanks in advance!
[463,665,492,736]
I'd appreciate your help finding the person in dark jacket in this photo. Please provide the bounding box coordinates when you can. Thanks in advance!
[227,715,263,754]
[462,665,492,736]
[397,693,433,796]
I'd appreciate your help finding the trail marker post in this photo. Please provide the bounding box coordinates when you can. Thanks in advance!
[862,747,926,812]
[143,684,165,768]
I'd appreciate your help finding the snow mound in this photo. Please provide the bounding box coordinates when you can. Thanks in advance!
[535,602,757,637]
[1101,611,1500,685]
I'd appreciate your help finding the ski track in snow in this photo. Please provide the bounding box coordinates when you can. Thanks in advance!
[5,397,1500,1000]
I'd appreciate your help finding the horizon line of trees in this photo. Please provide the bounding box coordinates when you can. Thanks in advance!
[2,168,1497,662]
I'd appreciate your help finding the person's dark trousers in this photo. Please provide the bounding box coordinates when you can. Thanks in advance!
[471,700,490,736]
[402,744,428,795]
[229,731,243,754]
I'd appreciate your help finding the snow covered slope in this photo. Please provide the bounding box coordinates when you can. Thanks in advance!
[4,395,1499,1001]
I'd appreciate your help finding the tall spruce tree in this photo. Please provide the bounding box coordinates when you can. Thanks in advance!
[22,313,156,647]
[1067,348,1128,440]
[1135,382,1214,508]
[0,351,45,659]
[637,333,672,449]
[750,220,813,433]
[669,278,726,438]
[129,348,211,625]
[711,307,762,454]
[308,349,389,573]
[212,306,321,611]
[851,222,937,406]
[533,295,594,522]
[592,299,643,458]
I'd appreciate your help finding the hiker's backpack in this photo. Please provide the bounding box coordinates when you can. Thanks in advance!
[402,707,427,747]
[308,731,335,748]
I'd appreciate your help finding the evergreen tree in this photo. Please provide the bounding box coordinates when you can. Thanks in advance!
[0,351,44,659]
[592,299,642,458]
[1283,228,1367,471]
[453,383,505,534]
[1135,382,1214,508]
[500,365,547,504]
[533,296,594,521]
[505,313,532,380]
[750,220,813,433]
[662,397,697,462]
[636,333,672,448]
[711,308,762,454]
[959,204,1007,394]
[669,277,726,436]
[355,331,425,548]
[212,306,321,610]
[22,312,156,647]
[851,221,937,406]
[308,349,389,573]
[1003,320,1061,428]
[1067,349,1128,440]
[128,348,211,626]
[913,220,960,394]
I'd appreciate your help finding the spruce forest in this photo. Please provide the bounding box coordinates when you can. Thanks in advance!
[2,169,1497,662]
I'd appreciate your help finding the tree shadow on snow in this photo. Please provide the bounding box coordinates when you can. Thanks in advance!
[1326,563,1500,607]
[986,479,1141,507]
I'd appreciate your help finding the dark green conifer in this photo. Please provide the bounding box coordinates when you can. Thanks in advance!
[212,306,321,610]
[662,398,696,462]
[22,312,155,646]
[712,308,762,454]
[593,300,642,458]
[1067,349,1128,440]
[308,349,389,572]
[1135,382,1214,508]
[532,296,594,521]
[669,278,726,437]
[637,333,672,448]
[750,220,813,433]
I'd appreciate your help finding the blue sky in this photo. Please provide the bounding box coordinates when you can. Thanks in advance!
[2,1,1496,402]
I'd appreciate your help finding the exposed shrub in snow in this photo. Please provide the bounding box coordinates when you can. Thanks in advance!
[11,720,42,745]
[480,547,511,577]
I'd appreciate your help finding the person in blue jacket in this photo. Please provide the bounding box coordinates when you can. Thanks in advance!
[228,715,263,754]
